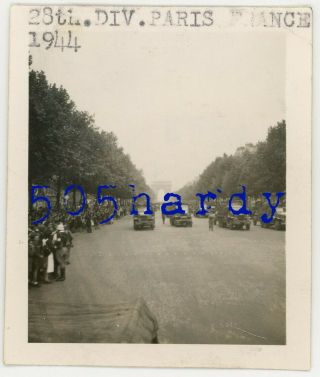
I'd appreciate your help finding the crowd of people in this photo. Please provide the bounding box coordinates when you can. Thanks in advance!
[28,202,130,288]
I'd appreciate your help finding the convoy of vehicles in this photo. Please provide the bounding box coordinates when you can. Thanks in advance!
[169,204,193,227]
[252,202,286,230]
[259,207,286,230]
[214,203,251,230]
[132,200,285,231]
[133,207,155,230]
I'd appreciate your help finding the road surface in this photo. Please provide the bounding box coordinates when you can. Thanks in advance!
[29,213,286,344]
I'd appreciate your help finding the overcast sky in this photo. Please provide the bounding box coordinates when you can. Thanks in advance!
[32,29,285,191]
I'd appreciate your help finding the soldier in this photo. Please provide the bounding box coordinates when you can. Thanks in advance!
[85,211,92,233]
[28,232,37,286]
[208,213,215,231]
[39,227,54,284]
[53,224,67,281]
[29,231,44,287]
[64,224,73,265]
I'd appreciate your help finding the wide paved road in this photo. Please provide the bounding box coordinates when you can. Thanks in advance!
[30,213,285,344]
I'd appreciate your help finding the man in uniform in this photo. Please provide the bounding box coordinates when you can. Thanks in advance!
[53,223,67,281]
[208,213,215,231]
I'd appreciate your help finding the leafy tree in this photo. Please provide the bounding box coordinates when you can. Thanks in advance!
[29,68,151,208]
[178,120,286,198]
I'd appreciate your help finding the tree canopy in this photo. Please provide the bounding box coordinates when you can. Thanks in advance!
[178,120,286,199]
[29,69,151,200]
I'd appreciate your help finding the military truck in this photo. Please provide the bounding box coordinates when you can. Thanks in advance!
[252,203,286,230]
[260,206,286,230]
[214,203,251,230]
[170,204,193,227]
[133,207,155,230]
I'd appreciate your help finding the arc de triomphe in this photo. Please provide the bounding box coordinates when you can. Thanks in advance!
[150,181,172,201]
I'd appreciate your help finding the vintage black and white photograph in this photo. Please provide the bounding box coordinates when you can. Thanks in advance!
[5,5,312,369]
[27,7,287,345]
